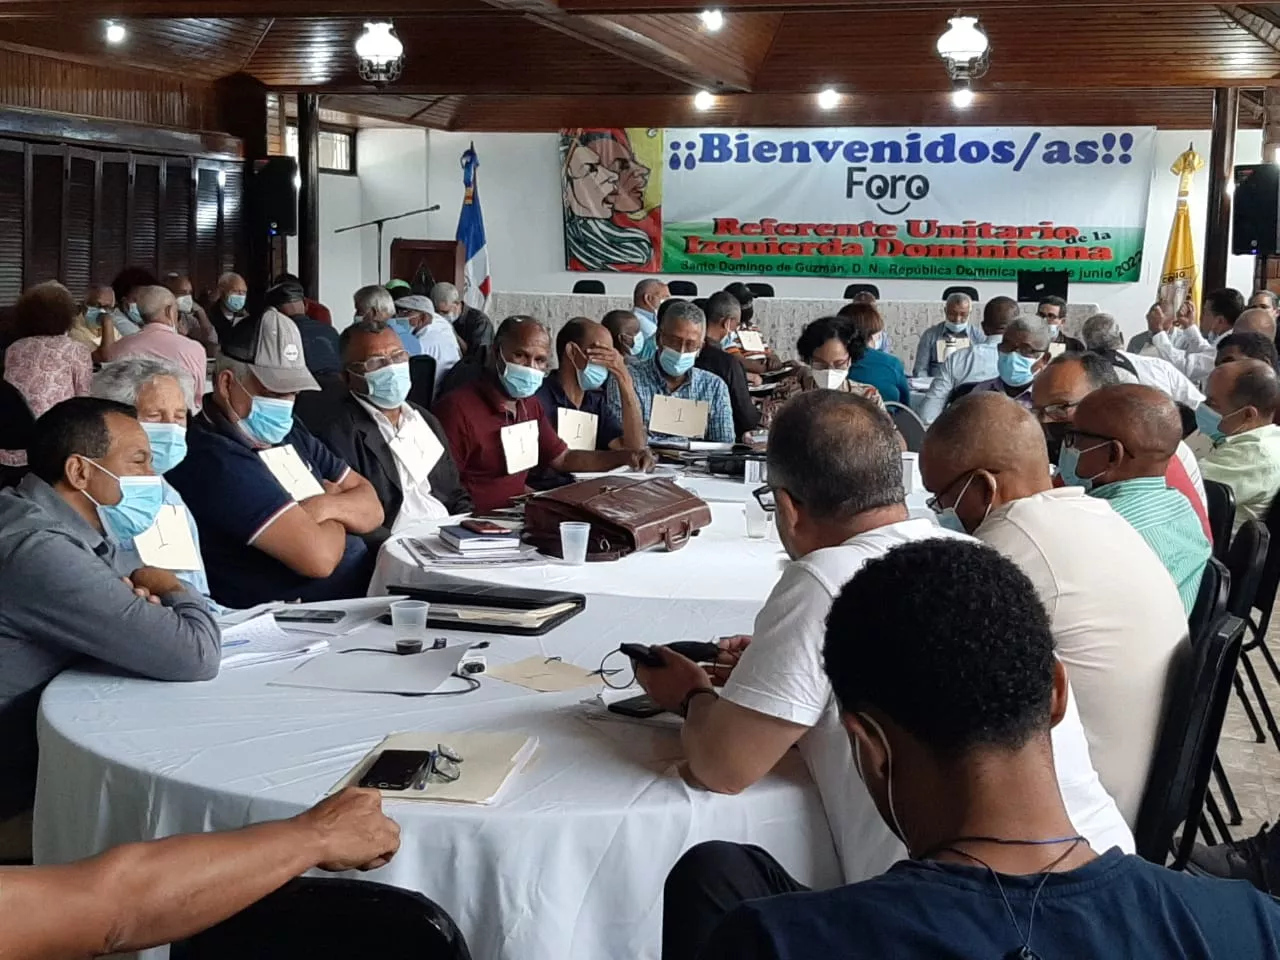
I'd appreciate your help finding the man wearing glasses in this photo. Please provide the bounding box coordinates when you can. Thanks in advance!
[312,320,471,541]
[952,315,1052,411]
[1038,295,1085,355]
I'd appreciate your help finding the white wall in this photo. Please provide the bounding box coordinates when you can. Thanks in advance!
[288,172,368,330]
[359,128,431,284]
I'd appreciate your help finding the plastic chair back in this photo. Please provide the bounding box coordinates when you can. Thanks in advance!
[1133,611,1246,868]
[1203,479,1236,562]
[171,877,472,960]
[1226,519,1270,620]
[0,378,34,450]
[746,282,775,298]
[408,355,438,411]
[942,285,979,302]
[1188,557,1230,654]
[843,283,881,300]
[884,401,926,453]
[572,279,605,294]
[668,280,698,296]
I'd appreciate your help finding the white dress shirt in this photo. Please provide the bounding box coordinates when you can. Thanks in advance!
[1152,327,1217,385]
[919,342,1000,425]
[354,397,449,532]
[1113,349,1204,407]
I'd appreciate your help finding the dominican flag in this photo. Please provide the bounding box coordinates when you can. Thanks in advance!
[457,144,491,310]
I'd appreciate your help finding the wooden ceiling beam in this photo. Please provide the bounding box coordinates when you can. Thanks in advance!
[0,0,499,16]
[1219,4,1280,51]
[559,0,1245,10]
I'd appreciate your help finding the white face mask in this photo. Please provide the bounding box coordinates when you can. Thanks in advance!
[813,368,848,391]
[176,295,194,313]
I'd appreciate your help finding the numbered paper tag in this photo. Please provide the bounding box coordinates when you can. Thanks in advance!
[650,394,710,439]
[558,408,599,452]
[500,419,540,475]
[134,504,202,571]
[1048,341,1068,358]
[936,337,970,363]
[737,330,766,353]
[390,422,444,484]
[259,444,325,502]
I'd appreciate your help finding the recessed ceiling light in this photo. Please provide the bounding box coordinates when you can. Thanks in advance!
[105,21,127,44]
[699,9,724,32]
[817,88,840,110]
[693,90,715,111]
[951,86,975,109]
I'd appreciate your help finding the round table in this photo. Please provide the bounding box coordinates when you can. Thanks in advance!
[34,508,846,960]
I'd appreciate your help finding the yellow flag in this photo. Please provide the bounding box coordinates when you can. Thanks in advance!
[1159,144,1204,317]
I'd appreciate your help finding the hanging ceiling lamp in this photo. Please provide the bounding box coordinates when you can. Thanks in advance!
[355,21,405,87]
[936,14,989,82]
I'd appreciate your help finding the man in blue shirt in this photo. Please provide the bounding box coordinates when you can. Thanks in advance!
[631,278,670,361]
[958,314,1052,412]
[918,296,1020,424]
[912,291,981,378]
[605,300,735,444]
[536,316,647,451]
[265,279,341,378]
[666,538,1280,960]
[167,311,384,608]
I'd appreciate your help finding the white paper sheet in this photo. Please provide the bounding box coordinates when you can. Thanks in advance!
[500,419,540,474]
[133,504,202,571]
[259,444,325,501]
[221,613,329,668]
[270,643,471,695]
[557,408,599,452]
[649,395,709,439]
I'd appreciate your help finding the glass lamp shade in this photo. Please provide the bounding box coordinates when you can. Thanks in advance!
[356,21,404,85]
[936,16,989,63]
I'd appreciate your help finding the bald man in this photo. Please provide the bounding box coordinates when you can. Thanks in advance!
[1064,385,1210,614]
[921,393,1189,823]
[1234,307,1278,342]
[1199,358,1280,529]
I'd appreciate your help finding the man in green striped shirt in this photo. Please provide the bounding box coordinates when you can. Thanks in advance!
[1061,384,1211,615]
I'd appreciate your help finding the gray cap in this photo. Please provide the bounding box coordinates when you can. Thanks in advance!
[394,295,435,314]
[222,308,320,394]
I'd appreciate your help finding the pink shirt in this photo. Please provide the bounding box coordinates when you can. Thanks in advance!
[105,322,207,411]
[1,335,93,466]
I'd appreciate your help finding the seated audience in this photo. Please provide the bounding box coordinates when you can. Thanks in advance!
[166,272,218,355]
[922,393,1189,823]
[696,292,761,440]
[0,397,220,842]
[431,281,493,360]
[1127,301,1165,355]
[1151,287,1245,383]
[603,309,644,359]
[400,293,462,391]
[1032,352,1209,536]
[677,540,1280,960]
[1236,306,1278,341]
[204,271,249,344]
[273,271,333,327]
[167,311,383,608]
[913,291,977,378]
[647,394,1129,959]
[1080,312,1204,406]
[104,285,208,411]
[723,281,755,327]
[631,278,670,360]
[1038,295,1085,353]
[763,317,885,427]
[110,266,156,335]
[354,282,419,357]
[1249,288,1279,320]
[266,279,341,378]
[837,302,910,405]
[952,314,1051,410]
[536,316,646,452]
[384,278,412,298]
[1065,384,1211,614]
[0,788,398,956]
[0,282,93,469]
[1218,331,1279,369]
[311,320,470,539]
[434,316,651,511]
[91,357,217,606]
[604,300,734,445]
[68,284,129,359]
[918,295,1019,424]
[1198,358,1280,529]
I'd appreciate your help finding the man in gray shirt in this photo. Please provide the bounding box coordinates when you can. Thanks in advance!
[0,397,221,833]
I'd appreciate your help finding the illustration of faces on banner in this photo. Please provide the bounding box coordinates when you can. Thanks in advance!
[560,127,663,273]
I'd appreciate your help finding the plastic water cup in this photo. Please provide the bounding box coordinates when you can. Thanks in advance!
[390,599,430,639]
[560,522,591,565]
[744,497,769,539]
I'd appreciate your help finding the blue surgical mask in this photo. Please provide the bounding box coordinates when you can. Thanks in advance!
[659,347,698,378]
[578,362,609,392]
[127,303,142,325]
[869,332,885,352]
[226,293,247,313]
[936,508,968,534]
[997,350,1038,388]
[363,363,411,410]
[1196,403,1229,443]
[80,459,164,542]
[85,306,103,328]
[1057,441,1108,492]
[945,321,969,335]
[233,379,295,446]
[497,353,545,399]
[628,334,646,357]
[720,331,739,349]
[142,422,188,474]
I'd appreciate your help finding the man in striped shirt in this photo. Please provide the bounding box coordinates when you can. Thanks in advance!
[1062,384,1210,615]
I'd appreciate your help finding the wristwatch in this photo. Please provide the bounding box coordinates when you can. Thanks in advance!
[680,687,719,718]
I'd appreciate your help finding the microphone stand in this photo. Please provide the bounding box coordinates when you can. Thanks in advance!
[334,205,442,283]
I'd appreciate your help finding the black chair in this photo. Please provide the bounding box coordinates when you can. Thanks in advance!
[408,355,437,411]
[843,283,880,300]
[668,280,698,297]
[1133,608,1247,869]
[572,279,605,294]
[293,372,351,437]
[746,282,775,298]
[1203,479,1236,563]
[0,378,34,489]
[883,401,925,452]
[172,877,472,960]
[942,285,979,301]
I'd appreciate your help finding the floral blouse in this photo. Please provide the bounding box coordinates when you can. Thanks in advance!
[1,335,93,466]
[760,367,886,429]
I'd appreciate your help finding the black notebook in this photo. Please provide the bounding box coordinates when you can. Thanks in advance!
[388,574,587,636]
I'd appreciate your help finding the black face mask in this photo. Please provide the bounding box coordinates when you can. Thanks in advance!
[1042,422,1068,465]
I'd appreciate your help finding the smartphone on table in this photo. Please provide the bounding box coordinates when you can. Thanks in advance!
[607,694,665,719]
[358,749,433,791]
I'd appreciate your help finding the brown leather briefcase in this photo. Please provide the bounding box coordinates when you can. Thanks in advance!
[522,476,712,561]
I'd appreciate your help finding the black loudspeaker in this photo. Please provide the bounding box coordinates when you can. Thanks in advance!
[250,156,298,238]
[1232,164,1280,256]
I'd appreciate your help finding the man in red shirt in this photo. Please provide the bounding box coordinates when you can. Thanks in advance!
[433,316,652,511]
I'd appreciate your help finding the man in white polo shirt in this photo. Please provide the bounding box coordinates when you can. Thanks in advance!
[637,391,1132,960]
[921,391,1190,823]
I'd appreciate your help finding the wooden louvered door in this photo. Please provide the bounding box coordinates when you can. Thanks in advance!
[63,148,96,298]
[94,154,130,288]
[0,140,24,308]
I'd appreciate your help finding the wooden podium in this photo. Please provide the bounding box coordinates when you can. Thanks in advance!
[390,239,463,292]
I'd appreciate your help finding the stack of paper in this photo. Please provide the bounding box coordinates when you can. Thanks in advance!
[219,613,329,668]
[404,535,542,569]
[429,601,578,632]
